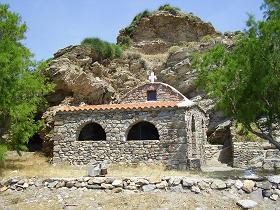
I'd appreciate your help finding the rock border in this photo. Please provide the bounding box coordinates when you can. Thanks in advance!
[1,175,280,201]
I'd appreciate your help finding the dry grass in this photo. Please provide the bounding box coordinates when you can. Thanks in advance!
[0,152,86,178]
[0,152,200,179]
[108,163,196,178]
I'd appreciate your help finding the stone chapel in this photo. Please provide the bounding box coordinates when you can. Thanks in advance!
[51,73,207,170]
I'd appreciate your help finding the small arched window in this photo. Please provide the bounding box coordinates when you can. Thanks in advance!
[78,122,106,141]
[127,121,159,140]
[191,116,196,132]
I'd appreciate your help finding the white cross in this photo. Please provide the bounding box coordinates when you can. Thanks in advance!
[148,71,157,83]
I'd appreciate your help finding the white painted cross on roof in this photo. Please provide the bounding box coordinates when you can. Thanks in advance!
[149,71,157,83]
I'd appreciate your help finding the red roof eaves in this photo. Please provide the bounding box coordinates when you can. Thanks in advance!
[57,101,180,112]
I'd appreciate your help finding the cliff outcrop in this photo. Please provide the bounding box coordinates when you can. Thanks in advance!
[41,8,237,155]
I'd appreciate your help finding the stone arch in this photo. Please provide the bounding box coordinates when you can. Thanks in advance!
[200,118,206,163]
[77,122,106,141]
[127,121,159,140]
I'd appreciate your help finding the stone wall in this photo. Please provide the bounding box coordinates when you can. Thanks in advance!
[204,145,223,161]
[121,82,185,103]
[2,175,280,202]
[52,106,206,169]
[233,142,280,169]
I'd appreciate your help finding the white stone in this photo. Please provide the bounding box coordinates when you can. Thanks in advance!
[191,186,201,194]
[156,181,168,189]
[274,189,280,196]
[169,177,181,186]
[211,180,226,190]
[182,178,196,187]
[236,200,258,209]
[270,194,279,201]
[268,176,280,184]
[112,179,123,187]
[142,184,156,192]
[22,183,29,188]
[235,180,243,189]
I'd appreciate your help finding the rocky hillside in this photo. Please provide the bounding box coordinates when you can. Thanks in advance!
[41,7,238,155]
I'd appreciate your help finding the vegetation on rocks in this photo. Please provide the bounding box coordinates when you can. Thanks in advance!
[0,4,54,162]
[158,4,181,15]
[193,0,280,149]
[118,4,214,46]
[81,38,123,61]
[118,4,183,46]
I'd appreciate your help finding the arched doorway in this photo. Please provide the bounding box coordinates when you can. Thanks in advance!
[28,133,43,152]
[78,122,106,141]
[191,116,197,158]
[127,121,159,140]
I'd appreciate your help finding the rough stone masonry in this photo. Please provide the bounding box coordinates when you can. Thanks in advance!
[51,81,207,169]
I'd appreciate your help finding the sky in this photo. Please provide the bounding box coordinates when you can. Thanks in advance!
[2,0,264,60]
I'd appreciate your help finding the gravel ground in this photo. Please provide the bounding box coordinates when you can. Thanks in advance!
[1,187,279,210]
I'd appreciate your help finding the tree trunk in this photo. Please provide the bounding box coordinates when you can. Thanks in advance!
[248,128,280,150]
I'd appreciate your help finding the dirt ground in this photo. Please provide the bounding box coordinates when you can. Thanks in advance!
[1,187,279,210]
[1,152,280,210]
[0,152,204,179]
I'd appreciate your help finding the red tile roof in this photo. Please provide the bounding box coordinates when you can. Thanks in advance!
[57,101,180,112]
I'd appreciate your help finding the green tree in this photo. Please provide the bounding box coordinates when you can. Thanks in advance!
[193,0,280,149]
[0,4,54,161]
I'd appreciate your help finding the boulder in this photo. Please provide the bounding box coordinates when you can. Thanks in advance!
[182,178,196,187]
[259,181,272,190]
[131,178,149,186]
[168,177,182,186]
[112,187,122,193]
[101,183,114,189]
[236,200,258,209]
[65,181,75,188]
[262,189,273,197]
[268,176,280,184]
[191,186,201,194]
[156,181,168,189]
[170,184,184,193]
[235,180,243,189]
[142,184,156,192]
[210,180,227,190]
[242,180,255,193]
[112,180,123,187]
[88,177,106,185]
[198,181,209,190]
[48,181,58,188]
[126,182,137,190]
[270,194,278,201]
[149,176,162,184]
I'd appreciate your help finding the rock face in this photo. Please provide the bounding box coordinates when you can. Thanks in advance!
[118,11,218,47]
[41,9,237,159]
[44,45,115,105]
[44,45,150,105]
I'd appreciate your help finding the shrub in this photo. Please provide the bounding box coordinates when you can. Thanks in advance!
[158,4,181,15]
[119,4,182,46]
[200,35,213,43]
[123,10,151,37]
[81,38,123,61]
[168,45,181,55]
[117,35,132,47]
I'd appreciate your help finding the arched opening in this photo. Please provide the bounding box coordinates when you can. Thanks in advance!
[78,122,106,141]
[127,121,159,140]
[28,133,43,152]
[191,116,197,158]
